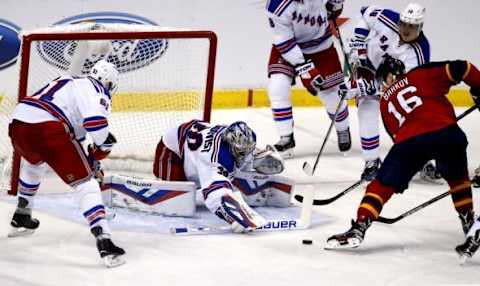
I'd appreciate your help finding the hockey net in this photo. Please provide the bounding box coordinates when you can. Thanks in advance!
[0,23,216,195]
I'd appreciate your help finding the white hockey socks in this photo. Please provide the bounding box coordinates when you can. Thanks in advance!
[358,97,380,161]
[319,87,350,131]
[268,73,295,137]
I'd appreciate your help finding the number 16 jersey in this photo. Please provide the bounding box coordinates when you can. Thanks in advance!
[379,61,476,144]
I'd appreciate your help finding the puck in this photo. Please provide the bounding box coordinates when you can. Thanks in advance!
[302,239,313,245]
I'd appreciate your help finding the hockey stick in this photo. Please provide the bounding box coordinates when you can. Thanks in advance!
[170,218,308,235]
[456,103,479,121]
[376,182,471,224]
[294,179,364,205]
[302,18,353,176]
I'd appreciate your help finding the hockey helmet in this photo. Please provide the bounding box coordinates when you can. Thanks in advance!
[399,3,426,42]
[223,121,257,164]
[89,60,119,94]
[376,55,406,87]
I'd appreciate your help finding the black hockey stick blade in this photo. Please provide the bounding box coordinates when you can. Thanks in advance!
[376,182,471,224]
[294,179,364,206]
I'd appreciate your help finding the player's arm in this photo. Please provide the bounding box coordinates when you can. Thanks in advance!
[446,60,480,105]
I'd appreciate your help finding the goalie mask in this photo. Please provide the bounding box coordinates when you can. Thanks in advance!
[223,121,257,165]
[89,60,119,95]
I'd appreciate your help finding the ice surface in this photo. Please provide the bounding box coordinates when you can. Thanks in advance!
[1,107,479,286]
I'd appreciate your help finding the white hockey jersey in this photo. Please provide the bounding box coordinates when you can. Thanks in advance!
[11,76,112,146]
[162,120,240,198]
[267,0,333,65]
[353,6,430,72]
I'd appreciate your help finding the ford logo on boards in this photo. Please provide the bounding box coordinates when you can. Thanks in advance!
[36,12,168,74]
[0,19,21,70]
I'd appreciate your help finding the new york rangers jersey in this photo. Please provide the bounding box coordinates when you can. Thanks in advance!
[162,120,239,197]
[354,6,430,72]
[267,0,333,65]
[11,76,112,146]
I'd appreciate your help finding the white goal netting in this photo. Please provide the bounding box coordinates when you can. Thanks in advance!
[0,23,216,194]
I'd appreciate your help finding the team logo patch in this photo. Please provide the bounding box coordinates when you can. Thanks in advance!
[0,18,21,70]
[37,12,168,74]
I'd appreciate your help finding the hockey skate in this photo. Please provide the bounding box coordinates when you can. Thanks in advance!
[325,218,371,249]
[336,128,351,152]
[361,158,381,181]
[458,210,475,236]
[419,161,443,184]
[272,134,295,159]
[472,166,480,188]
[8,211,40,238]
[91,226,125,268]
[455,230,480,265]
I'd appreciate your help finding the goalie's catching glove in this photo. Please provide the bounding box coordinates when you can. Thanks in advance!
[295,60,323,96]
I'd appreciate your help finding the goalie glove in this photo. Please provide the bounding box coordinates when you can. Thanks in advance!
[253,147,285,175]
[295,60,323,96]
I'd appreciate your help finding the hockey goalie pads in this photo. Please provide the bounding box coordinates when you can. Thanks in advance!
[232,170,294,207]
[101,174,196,217]
[252,146,285,175]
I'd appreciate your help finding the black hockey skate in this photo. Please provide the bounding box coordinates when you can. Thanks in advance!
[325,218,372,249]
[8,204,40,237]
[273,134,295,158]
[419,161,443,184]
[459,210,475,236]
[455,230,480,265]
[336,128,351,152]
[91,226,126,268]
[361,158,381,181]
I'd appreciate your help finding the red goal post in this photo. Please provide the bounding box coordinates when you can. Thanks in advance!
[5,24,217,195]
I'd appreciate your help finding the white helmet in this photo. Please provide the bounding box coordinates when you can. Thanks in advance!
[400,3,426,25]
[89,60,119,94]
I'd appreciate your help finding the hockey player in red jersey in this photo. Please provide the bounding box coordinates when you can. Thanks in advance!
[325,56,480,254]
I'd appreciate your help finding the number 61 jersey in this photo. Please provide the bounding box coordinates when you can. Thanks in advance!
[380,61,477,144]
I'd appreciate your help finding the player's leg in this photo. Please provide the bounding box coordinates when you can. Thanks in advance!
[433,125,473,236]
[326,137,430,249]
[357,96,381,181]
[308,46,351,152]
[267,47,296,157]
[153,139,187,180]
[39,122,124,266]
[7,120,46,237]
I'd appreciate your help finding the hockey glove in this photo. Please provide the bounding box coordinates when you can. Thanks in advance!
[339,78,377,100]
[473,166,480,188]
[348,40,369,68]
[295,60,323,96]
[87,145,105,184]
[90,132,117,161]
[326,0,344,20]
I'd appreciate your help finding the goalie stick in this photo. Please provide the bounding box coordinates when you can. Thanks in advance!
[302,17,353,176]
[376,181,471,224]
[171,185,314,235]
[294,179,364,205]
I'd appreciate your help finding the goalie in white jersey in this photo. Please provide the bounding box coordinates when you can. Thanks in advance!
[8,60,125,267]
[266,0,351,157]
[153,120,291,232]
[341,3,431,181]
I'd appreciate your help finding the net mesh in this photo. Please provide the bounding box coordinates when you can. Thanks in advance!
[0,23,214,192]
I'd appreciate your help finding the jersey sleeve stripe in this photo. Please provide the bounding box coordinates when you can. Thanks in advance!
[462,62,472,80]
[411,43,425,65]
[83,116,108,132]
[445,64,455,82]
[354,27,369,39]
[274,38,297,54]
[267,0,293,16]
[378,14,399,34]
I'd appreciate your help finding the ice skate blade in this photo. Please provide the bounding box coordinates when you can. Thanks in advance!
[8,227,35,238]
[103,254,125,268]
[324,238,361,250]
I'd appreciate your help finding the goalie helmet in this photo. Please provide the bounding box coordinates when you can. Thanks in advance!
[89,60,119,94]
[222,121,256,164]
[376,55,406,87]
[399,3,426,42]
